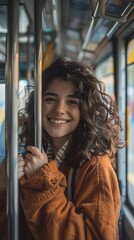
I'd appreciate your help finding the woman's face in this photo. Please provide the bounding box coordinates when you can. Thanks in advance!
[42,78,81,143]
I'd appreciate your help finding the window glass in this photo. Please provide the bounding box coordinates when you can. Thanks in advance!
[18,79,28,110]
[126,38,134,209]
[95,56,115,100]
[0,80,28,165]
[0,83,5,164]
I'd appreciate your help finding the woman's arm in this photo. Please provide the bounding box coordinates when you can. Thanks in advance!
[20,155,120,240]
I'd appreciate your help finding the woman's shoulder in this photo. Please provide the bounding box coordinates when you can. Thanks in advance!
[77,154,118,187]
[75,154,120,203]
[80,154,112,172]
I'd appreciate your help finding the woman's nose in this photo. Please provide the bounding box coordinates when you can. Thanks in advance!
[53,101,66,114]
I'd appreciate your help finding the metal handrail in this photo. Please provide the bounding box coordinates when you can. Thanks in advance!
[78,0,99,61]
[34,0,43,150]
[6,0,19,239]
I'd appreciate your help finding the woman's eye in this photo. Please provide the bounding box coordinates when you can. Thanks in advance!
[67,100,79,106]
[44,98,56,103]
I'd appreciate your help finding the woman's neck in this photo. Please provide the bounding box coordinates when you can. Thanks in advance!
[51,135,70,156]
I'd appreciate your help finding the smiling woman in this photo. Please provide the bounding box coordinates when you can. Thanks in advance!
[0,58,123,240]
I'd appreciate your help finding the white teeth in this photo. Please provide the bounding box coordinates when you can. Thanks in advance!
[49,119,67,124]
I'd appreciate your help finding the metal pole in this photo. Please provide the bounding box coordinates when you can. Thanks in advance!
[34,0,43,150]
[27,27,32,83]
[6,0,19,239]
[78,1,99,61]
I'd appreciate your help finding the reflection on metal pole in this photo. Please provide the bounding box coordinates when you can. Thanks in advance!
[78,1,99,61]
[6,0,19,239]
[34,0,43,150]
[27,26,32,83]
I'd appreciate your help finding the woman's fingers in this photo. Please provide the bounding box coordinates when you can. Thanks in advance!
[27,146,48,158]
[18,154,25,179]
[25,153,33,161]
[26,146,48,164]
[26,146,42,156]
[18,170,25,179]
[18,146,48,179]
[18,160,25,167]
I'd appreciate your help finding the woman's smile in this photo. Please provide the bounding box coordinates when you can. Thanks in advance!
[48,118,71,125]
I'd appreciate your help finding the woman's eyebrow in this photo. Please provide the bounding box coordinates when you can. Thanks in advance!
[67,94,80,99]
[43,92,57,97]
[67,92,80,99]
[43,92,80,99]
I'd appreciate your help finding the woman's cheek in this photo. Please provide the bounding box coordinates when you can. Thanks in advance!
[42,105,48,113]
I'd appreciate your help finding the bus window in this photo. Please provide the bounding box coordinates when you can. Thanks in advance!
[126,37,134,210]
[95,55,115,100]
[0,83,5,165]
[18,79,29,110]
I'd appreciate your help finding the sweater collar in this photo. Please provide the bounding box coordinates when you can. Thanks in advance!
[44,137,71,168]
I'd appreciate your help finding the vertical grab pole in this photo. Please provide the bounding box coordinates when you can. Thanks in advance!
[34,0,43,150]
[6,0,19,239]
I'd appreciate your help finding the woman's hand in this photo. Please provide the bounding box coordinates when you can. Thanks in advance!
[18,154,25,179]
[24,146,48,179]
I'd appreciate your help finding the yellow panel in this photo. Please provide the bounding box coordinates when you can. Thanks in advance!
[43,43,54,70]
[127,50,134,64]
[127,38,134,64]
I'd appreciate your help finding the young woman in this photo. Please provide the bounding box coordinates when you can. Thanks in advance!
[0,58,122,239]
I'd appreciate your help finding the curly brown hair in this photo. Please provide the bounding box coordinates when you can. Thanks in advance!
[19,58,123,167]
